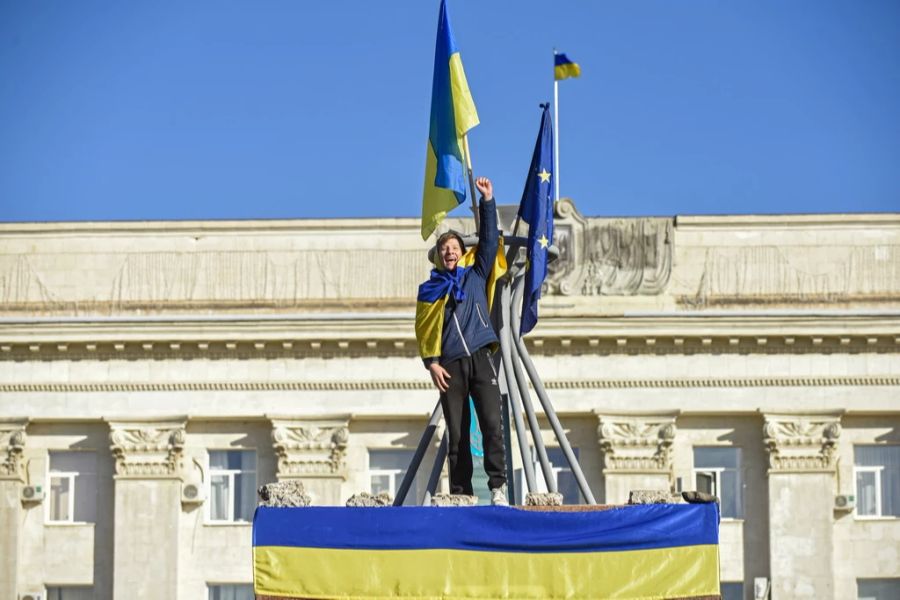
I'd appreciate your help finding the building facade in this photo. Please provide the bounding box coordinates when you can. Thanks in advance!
[1,202,899,600]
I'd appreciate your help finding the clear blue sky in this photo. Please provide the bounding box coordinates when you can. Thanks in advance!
[1,1,898,222]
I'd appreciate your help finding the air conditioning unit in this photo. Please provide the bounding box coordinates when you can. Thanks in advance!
[181,482,206,504]
[20,485,45,503]
[20,592,43,600]
[834,494,856,511]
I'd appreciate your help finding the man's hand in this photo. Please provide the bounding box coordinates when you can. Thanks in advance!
[428,362,452,392]
[475,176,493,201]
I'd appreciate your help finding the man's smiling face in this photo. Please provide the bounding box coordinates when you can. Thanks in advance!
[440,237,462,271]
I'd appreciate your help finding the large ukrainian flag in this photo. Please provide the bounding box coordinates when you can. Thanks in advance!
[253,503,721,599]
[421,0,479,241]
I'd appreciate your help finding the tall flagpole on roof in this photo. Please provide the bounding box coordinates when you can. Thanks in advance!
[553,49,561,204]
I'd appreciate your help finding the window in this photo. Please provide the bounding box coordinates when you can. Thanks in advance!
[208,450,256,522]
[855,445,900,517]
[47,587,94,600]
[369,449,419,505]
[720,582,742,600]
[693,447,743,519]
[858,578,900,600]
[47,452,97,523]
[208,583,254,600]
[515,447,582,504]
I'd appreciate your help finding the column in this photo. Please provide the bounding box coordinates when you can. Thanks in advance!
[763,413,842,599]
[270,417,350,505]
[0,420,27,600]
[597,415,677,504]
[108,419,186,600]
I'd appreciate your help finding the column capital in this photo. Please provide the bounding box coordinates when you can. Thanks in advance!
[762,413,842,473]
[0,419,28,481]
[596,414,677,474]
[269,416,350,479]
[107,419,187,478]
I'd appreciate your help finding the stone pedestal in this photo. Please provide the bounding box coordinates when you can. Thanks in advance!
[269,417,350,505]
[0,421,26,600]
[764,414,841,600]
[108,419,185,600]
[597,415,676,504]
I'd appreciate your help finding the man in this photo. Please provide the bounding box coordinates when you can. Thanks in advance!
[415,176,508,506]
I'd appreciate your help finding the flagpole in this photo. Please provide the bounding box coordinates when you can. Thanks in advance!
[553,57,560,204]
[462,134,480,230]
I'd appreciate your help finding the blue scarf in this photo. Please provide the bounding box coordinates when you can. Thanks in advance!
[417,266,470,304]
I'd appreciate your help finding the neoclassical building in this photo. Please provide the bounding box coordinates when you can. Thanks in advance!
[1,202,898,600]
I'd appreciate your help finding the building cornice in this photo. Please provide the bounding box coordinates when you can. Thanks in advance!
[1,314,898,360]
[2,375,898,394]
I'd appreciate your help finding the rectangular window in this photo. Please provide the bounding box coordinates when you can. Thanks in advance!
[855,445,900,517]
[369,449,418,505]
[208,583,254,600]
[514,447,582,504]
[47,452,97,524]
[208,450,256,523]
[693,447,743,519]
[46,587,94,600]
[720,582,742,600]
[858,578,900,600]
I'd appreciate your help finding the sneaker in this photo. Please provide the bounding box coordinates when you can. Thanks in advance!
[490,484,509,507]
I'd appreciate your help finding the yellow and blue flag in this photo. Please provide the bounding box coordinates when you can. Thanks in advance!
[554,52,581,81]
[518,104,554,335]
[253,503,721,599]
[421,0,479,241]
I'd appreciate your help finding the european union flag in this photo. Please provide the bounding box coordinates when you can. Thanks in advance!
[518,104,554,335]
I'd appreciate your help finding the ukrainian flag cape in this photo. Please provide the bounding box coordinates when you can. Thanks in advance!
[415,241,506,361]
[253,503,721,599]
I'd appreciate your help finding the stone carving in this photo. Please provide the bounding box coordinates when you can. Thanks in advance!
[0,423,27,480]
[271,418,350,478]
[346,491,393,507]
[257,480,312,507]
[597,416,677,473]
[546,199,673,296]
[763,415,842,472]
[628,490,682,505]
[108,422,186,477]
[524,492,564,507]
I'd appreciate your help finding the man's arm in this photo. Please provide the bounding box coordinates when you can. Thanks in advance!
[473,176,499,279]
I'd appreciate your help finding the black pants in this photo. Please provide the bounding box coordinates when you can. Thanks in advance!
[439,347,507,494]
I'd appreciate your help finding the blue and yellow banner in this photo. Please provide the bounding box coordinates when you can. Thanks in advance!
[253,503,720,599]
[554,52,581,81]
[421,0,479,241]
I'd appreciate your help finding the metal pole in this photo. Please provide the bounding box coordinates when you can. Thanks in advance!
[497,360,517,503]
[507,274,557,493]
[510,280,597,505]
[422,431,449,505]
[462,134,480,230]
[393,400,443,506]
[498,279,537,493]
[553,75,560,203]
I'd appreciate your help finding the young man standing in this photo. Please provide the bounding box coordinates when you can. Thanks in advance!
[416,176,508,506]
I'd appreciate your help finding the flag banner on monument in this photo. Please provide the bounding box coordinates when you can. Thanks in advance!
[554,52,581,80]
[252,503,721,599]
[421,0,479,240]
[518,104,554,335]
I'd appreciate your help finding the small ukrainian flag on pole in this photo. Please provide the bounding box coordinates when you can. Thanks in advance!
[554,52,581,81]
